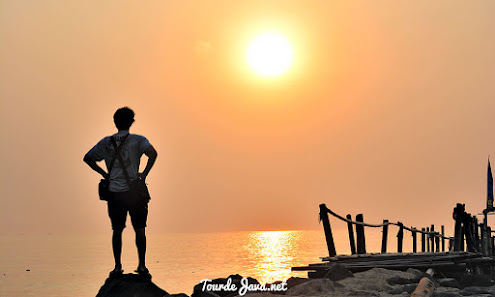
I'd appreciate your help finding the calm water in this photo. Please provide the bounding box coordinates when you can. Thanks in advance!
[0,229,390,297]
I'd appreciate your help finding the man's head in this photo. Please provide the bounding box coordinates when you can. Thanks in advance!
[114,107,135,131]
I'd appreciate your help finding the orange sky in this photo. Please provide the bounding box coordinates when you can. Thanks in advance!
[1,0,495,235]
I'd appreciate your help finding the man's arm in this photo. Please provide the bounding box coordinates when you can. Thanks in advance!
[83,154,109,179]
[140,145,157,180]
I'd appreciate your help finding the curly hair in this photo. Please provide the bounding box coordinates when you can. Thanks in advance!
[113,107,135,130]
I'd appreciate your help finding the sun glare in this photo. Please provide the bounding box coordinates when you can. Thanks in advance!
[247,231,300,284]
[247,33,293,77]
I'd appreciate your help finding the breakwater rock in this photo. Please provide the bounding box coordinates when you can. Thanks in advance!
[96,268,495,297]
[96,273,188,297]
[190,269,495,297]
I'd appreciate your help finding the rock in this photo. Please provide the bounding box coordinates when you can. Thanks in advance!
[389,283,418,294]
[458,286,491,296]
[323,263,354,281]
[346,290,379,296]
[285,279,335,296]
[263,281,290,295]
[95,273,173,297]
[433,290,463,297]
[192,274,259,297]
[266,276,309,294]
[458,275,493,288]
[406,268,425,278]
[437,278,460,289]
[387,275,422,286]
[286,277,310,289]
[336,268,418,294]
[194,292,220,297]
[433,286,462,297]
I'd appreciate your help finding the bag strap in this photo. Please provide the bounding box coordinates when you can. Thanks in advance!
[110,134,132,187]
[108,134,130,180]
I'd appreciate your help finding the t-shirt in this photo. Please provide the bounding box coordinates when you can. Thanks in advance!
[86,130,152,192]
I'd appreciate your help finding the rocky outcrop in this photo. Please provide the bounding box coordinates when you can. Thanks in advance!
[335,268,420,295]
[437,278,460,289]
[96,269,495,297]
[96,273,187,297]
[285,279,335,296]
[322,263,354,282]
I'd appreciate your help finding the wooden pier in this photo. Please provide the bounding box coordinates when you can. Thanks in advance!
[292,203,495,279]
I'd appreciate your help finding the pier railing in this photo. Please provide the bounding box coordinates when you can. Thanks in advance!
[319,203,494,258]
[292,203,495,277]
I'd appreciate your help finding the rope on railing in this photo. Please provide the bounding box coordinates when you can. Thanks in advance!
[322,205,453,240]
[325,206,389,228]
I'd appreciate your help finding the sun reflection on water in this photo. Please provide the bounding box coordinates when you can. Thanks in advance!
[245,231,301,285]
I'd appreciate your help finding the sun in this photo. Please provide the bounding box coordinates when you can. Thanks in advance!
[246,33,293,77]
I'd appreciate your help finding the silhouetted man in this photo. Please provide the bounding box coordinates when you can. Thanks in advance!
[84,107,157,279]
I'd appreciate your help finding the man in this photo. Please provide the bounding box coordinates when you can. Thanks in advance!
[84,107,157,279]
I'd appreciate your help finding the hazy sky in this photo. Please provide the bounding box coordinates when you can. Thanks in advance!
[1,1,494,235]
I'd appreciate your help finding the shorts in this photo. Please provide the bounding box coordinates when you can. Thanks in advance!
[107,190,148,230]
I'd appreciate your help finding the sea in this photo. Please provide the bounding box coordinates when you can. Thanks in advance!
[0,228,394,296]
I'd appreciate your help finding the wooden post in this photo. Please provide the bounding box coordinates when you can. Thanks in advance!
[412,228,417,253]
[319,204,337,257]
[474,217,480,252]
[381,220,389,254]
[488,227,493,256]
[356,214,366,254]
[421,228,426,252]
[431,225,435,252]
[463,214,477,252]
[397,222,404,253]
[346,214,356,255]
[460,224,465,252]
[435,233,440,252]
[481,217,488,256]
[484,210,488,230]
[426,227,430,252]
[453,203,464,251]
[441,225,445,252]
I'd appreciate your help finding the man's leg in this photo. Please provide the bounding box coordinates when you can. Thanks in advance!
[112,228,124,271]
[108,193,126,273]
[135,227,147,270]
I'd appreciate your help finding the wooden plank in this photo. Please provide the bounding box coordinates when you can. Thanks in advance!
[294,261,468,272]
[321,251,475,262]
[341,263,467,273]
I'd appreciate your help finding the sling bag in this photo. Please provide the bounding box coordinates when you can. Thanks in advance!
[110,136,151,202]
[98,134,129,201]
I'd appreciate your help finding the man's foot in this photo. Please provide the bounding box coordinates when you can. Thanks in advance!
[109,265,123,278]
[134,267,152,280]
